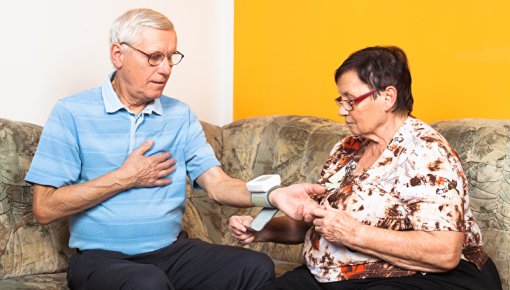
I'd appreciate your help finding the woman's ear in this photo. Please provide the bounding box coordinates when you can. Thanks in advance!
[382,86,398,112]
[110,43,124,69]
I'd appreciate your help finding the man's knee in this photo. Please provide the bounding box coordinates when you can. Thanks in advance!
[125,265,172,290]
[254,251,275,275]
[241,250,276,283]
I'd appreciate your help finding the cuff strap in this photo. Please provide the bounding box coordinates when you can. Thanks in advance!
[251,185,280,208]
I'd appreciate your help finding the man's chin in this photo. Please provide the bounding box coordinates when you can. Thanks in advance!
[146,89,165,99]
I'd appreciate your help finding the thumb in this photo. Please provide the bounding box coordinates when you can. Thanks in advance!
[133,140,154,155]
[312,184,327,194]
[305,183,327,195]
[242,218,253,229]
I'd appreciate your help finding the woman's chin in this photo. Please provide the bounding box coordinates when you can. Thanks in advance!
[346,123,359,134]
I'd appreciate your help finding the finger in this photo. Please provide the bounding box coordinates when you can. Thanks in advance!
[239,236,256,245]
[168,165,177,173]
[132,140,154,155]
[230,228,248,236]
[233,222,248,233]
[310,206,325,218]
[241,217,254,228]
[238,233,254,240]
[232,232,248,241]
[168,158,177,166]
[245,236,256,244]
[151,152,172,163]
[301,183,326,194]
[157,166,176,179]
[303,212,314,223]
[303,202,319,214]
[311,184,327,194]
[233,234,246,242]
[150,178,172,187]
[156,160,177,175]
[312,218,323,227]
[229,217,248,232]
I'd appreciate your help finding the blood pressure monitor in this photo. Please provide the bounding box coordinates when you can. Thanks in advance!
[246,174,281,231]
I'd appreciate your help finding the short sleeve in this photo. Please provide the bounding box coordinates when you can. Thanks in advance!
[398,140,465,232]
[184,110,220,189]
[25,101,82,187]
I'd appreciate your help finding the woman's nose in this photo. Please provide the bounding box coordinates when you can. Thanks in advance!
[338,105,349,116]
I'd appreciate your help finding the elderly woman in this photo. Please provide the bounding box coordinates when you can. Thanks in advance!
[229,46,502,290]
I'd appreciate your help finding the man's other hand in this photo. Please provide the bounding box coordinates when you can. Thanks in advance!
[228,215,257,245]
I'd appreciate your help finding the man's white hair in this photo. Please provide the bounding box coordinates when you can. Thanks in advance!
[109,8,174,46]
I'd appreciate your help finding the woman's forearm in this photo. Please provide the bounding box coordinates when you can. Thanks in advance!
[347,225,464,272]
[256,216,310,244]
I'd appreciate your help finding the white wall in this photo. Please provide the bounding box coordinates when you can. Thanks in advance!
[0,0,233,126]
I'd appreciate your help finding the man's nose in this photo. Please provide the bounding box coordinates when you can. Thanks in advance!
[157,57,173,75]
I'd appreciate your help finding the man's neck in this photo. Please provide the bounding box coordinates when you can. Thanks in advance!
[111,77,147,115]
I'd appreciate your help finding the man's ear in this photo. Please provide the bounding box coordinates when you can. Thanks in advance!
[382,86,398,112]
[110,43,123,69]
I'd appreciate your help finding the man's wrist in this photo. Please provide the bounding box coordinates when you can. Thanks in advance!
[267,186,281,208]
[247,174,281,208]
[250,185,279,208]
[113,167,136,190]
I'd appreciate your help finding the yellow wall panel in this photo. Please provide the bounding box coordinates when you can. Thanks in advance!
[234,1,510,122]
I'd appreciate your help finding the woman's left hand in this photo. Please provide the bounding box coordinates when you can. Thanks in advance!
[311,200,361,245]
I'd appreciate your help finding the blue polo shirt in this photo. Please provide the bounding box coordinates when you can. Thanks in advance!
[25,74,220,255]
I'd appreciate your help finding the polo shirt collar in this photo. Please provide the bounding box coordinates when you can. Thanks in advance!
[102,71,163,115]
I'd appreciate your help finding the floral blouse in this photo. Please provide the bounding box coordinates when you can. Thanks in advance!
[303,117,488,283]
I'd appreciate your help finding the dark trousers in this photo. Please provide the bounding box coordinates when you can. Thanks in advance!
[67,238,275,290]
[259,258,502,290]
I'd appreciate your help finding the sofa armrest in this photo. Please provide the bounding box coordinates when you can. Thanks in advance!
[0,118,74,279]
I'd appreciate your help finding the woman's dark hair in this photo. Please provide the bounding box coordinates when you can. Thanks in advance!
[334,46,413,115]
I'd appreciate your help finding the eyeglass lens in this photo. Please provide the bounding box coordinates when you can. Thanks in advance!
[149,52,183,66]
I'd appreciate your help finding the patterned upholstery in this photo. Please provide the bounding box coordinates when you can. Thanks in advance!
[0,118,74,289]
[1,116,508,289]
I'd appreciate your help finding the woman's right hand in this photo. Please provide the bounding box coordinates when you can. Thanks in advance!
[228,215,257,244]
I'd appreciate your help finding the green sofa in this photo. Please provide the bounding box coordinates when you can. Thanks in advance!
[1,116,508,289]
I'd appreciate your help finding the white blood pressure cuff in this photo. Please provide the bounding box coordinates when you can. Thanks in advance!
[247,174,281,208]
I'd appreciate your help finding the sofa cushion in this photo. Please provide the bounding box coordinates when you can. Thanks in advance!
[0,118,74,278]
[0,273,67,290]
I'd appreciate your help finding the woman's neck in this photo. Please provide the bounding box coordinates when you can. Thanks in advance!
[365,114,408,154]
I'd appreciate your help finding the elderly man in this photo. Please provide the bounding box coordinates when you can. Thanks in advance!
[25,8,324,290]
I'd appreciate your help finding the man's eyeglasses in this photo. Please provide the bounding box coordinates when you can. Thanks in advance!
[120,42,184,66]
[334,89,378,111]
